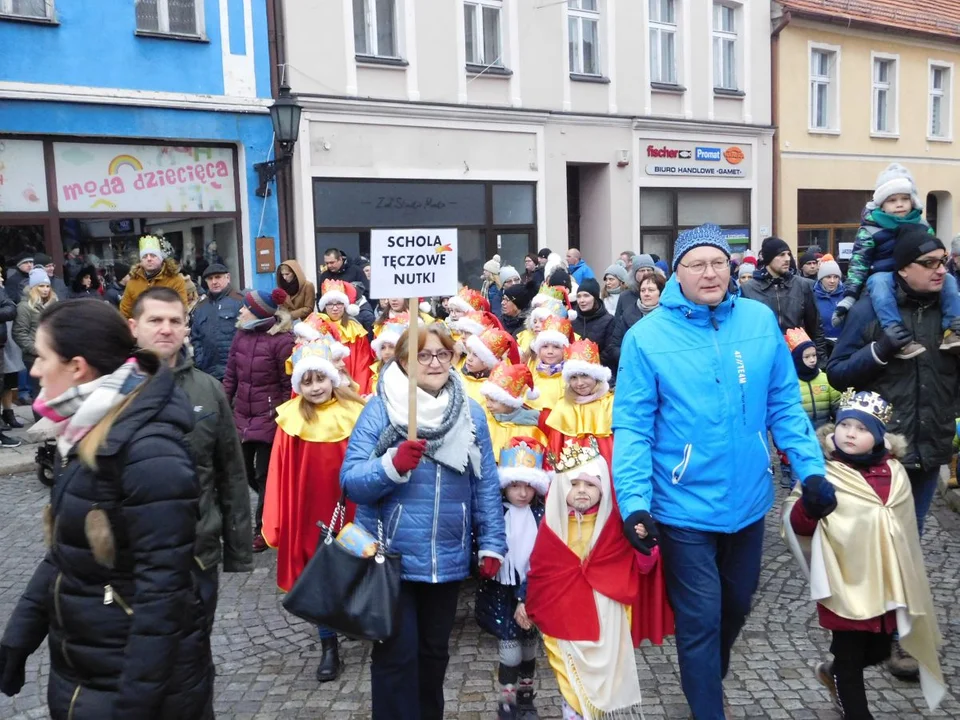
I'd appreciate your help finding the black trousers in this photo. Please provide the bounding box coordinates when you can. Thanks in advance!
[370,580,461,720]
[830,630,893,720]
[242,441,271,531]
[195,566,219,719]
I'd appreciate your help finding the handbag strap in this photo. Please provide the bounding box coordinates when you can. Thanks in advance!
[325,490,388,563]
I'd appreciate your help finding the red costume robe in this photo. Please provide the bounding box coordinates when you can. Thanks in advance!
[539,392,614,470]
[324,315,374,395]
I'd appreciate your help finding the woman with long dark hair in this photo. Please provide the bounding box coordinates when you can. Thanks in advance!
[0,299,211,719]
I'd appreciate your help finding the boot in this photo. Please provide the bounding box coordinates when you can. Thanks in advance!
[940,330,960,354]
[886,640,919,680]
[497,688,518,720]
[895,340,926,360]
[1,409,23,429]
[316,636,341,682]
[516,659,538,719]
[815,661,839,709]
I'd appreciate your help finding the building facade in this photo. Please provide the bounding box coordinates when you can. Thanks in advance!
[281,0,774,288]
[773,0,960,260]
[0,0,279,290]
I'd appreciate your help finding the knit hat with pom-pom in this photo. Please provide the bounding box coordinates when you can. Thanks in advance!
[244,287,288,319]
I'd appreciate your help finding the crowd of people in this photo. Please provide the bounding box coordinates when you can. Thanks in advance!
[0,160,955,720]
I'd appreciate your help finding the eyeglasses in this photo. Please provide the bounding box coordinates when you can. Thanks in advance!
[678,259,730,275]
[912,256,949,270]
[417,350,454,366]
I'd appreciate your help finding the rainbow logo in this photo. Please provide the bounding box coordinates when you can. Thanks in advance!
[435,244,453,253]
[91,198,117,209]
[107,154,143,175]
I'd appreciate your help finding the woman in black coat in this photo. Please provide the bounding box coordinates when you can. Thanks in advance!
[571,278,618,379]
[69,265,102,299]
[0,300,211,719]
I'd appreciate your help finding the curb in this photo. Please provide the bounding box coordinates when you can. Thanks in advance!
[0,457,37,477]
[943,487,960,514]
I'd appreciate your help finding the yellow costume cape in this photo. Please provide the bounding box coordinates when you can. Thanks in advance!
[545,393,613,438]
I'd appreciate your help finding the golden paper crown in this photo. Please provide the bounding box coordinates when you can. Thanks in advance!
[477,328,516,362]
[838,388,894,426]
[784,327,813,353]
[540,314,573,341]
[452,287,489,313]
[537,285,568,305]
[567,339,601,366]
[486,361,536,399]
[553,438,601,473]
[500,437,546,471]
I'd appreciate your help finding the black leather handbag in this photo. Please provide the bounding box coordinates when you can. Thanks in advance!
[282,496,402,642]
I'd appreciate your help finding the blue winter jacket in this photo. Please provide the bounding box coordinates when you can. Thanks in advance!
[341,396,507,583]
[568,260,596,285]
[190,287,243,380]
[612,278,824,533]
[814,279,845,342]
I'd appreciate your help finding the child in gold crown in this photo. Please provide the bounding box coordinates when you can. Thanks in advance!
[783,390,944,718]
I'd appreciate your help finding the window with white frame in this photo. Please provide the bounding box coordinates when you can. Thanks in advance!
[353,0,398,58]
[809,46,838,131]
[713,3,737,90]
[930,64,951,139]
[872,56,898,134]
[464,0,502,67]
[568,0,600,76]
[649,0,677,85]
[0,0,53,19]
[135,0,203,36]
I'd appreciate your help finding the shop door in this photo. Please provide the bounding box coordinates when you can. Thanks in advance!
[495,231,535,280]
[0,221,47,274]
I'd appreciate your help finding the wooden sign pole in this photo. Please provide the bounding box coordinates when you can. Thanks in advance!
[406,297,420,441]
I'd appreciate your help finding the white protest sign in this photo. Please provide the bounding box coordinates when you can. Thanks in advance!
[369,228,459,299]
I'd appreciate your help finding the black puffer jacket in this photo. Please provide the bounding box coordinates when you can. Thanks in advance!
[0,286,16,347]
[1,368,211,719]
[189,285,243,380]
[739,272,829,364]
[827,286,960,471]
[571,302,617,374]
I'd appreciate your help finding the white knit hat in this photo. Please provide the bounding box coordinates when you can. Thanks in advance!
[872,163,921,210]
[817,260,842,281]
[499,265,521,285]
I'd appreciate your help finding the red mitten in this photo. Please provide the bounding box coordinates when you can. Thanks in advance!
[392,439,427,474]
[479,556,501,580]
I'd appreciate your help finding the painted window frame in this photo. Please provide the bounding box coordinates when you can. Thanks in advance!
[354,0,400,60]
[808,41,841,134]
[870,51,899,137]
[648,0,677,85]
[134,0,206,38]
[0,0,53,21]
[464,0,503,68]
[712,2,737,91]
[568,0,601,77]
[928,60,953,142]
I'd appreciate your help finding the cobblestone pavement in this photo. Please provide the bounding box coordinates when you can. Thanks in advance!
[0,472,958,720]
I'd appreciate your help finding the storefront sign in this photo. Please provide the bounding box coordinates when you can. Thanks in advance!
[54,142,237,213]
[0,139,48,212]
[721,227,750,244]
[369,228,459,299]
[642,141,750,179]
[838,242,854,260]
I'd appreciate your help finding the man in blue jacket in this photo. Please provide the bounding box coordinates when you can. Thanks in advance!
[565,247,595,285]
[612,224,831,720]
[190,263,243,380]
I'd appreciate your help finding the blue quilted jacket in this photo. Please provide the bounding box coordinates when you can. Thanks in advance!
[341,396,507,583]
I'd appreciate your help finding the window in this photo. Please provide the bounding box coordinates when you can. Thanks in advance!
[649,0,677,85]
[872,55,898,134]
[0,0,52,20]
[809,45,839,131]
[568,0,600,76]
[713,3,737,90]
[464,1,502,67]
[930,64,952,140]
[639,188,750,264]
[135,0,203,36]
[353,0,397,58]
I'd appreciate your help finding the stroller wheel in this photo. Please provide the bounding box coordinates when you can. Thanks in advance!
[36,442,55,487]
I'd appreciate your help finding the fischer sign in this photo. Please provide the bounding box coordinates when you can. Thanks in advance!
[642,141,750,179]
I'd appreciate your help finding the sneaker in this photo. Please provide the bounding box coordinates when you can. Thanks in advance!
[940,332,960,354]
[895,341,927,360]
[0,433,21,449]
[887,640,920,680]
[498,697,518,720]
[815,661,839,708]
[252,534,268,553]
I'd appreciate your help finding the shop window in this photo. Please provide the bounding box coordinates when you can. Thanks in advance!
[677,189,747,226]
[871,53,899,135]
[649,0,677,85]
[568,0,600,77]
[809,44,840,132]
[797,188,873,260]
[493,184,534,225]
[929,63,952,140]
[135,0,204,37]
[354,0,398,59]
[464,0,503,68]
[712,2,737,91]
[640,188,674,226]
[0,0,52,20]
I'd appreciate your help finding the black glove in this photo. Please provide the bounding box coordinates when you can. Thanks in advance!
[801,475,837,520]
[874,324,912,363]
[623,510,660,555]
[0,645,29,697]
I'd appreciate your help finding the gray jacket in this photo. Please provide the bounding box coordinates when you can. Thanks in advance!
[739,272,829,364]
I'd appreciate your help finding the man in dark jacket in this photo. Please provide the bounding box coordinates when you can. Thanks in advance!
[740,237,829,364]
[351,281,377,335]
[826,230,959,680]
[190,263,243,380]
[4,253,33,305]
[501,283,531,338]
[0,284,20,447]
[129,287,253,636]
[318,248,366,288]
[34,253,69,300]
[572,278,618,378]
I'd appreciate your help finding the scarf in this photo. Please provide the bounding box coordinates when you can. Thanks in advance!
[871,207,923,230]
[606,286,623,296]
[375,361,480,475]
[33,358,147,458]
[796,363,819,382]
[496,503,539,586]
[571,383,610,405]
[830,440,887,468]
[240,316,273,331]
[536,360,564,376]
[637,299,659,316]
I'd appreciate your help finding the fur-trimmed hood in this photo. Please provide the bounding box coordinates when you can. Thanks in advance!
[129,256,180,281]
[816,423,909,460]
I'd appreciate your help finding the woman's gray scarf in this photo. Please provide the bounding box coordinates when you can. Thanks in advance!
[373,361,481,475]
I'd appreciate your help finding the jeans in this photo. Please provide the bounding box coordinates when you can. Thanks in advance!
[659,519,765,720]
[829,630,893,720]
[241,441,271,532]
[370,580,461,720]
[907,466,939,535]
[868,271,960,331]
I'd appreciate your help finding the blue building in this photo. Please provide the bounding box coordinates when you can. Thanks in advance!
[0,0,281,291]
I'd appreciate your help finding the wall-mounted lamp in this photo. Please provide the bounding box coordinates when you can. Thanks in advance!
[254,83,303,198]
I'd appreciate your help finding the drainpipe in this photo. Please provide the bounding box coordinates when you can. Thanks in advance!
[770,11,792,239]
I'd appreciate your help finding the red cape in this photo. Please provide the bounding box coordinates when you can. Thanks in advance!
[525,510,674,647]
[343,335,374,395]
[262,431,355,591]
[538,408,614,473]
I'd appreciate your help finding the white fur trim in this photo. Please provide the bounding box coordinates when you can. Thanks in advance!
[419,301,432,313]
[562,359,612,384]
[499,467,550,495]
[371,331,401,356]
[291,356,342,394]
[454,318,484,336]
[317,290,350,310]
[466,333,499,368]
[531,329,570,353]
[347,304,359,317]
[480,381,523,409]
[448,296,474,314]
[381,450,411,484]
[530,305,554,320]
[872,177,914,208]
[567,309,577,321]
[293,322,322,341]
[477,549,505,562]
[530,294,551,308]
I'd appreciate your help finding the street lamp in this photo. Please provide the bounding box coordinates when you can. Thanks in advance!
[255,83,302,197]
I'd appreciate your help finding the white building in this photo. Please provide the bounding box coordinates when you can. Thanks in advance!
[282,0,774,287]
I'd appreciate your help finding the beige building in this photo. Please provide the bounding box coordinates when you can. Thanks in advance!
[773,0,960,260]
[280,0,774,287]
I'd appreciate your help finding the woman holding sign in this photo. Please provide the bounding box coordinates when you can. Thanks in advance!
[340,323,507,720]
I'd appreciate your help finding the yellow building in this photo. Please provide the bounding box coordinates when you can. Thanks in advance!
[773,0,960,259]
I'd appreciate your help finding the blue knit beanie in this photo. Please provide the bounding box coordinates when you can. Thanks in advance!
[672,224,732,271]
